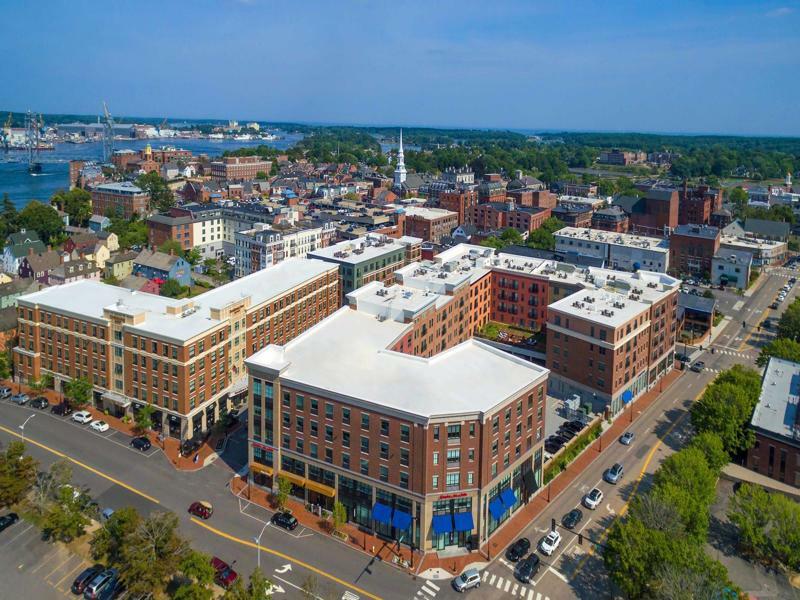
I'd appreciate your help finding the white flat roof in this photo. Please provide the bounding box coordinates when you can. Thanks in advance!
[347,281,451,321]
[246,307,548,421]
[19,257,337,343]
[721,235,786,251]
[751,357,800,440]
[549,287,649,327]
[401,206,457,220]
[308,234,421,265]
[555,227,669,253]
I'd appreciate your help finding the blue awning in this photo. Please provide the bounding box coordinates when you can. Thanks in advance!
[488,496,506,520]
[392,509,412,531]
[500,488,517,509]
[431,514,453,534]
[372,502,392,525]
[453,511,474,532]
[622,390,633,404]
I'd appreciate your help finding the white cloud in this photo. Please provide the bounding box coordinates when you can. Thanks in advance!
[766,6,793,17]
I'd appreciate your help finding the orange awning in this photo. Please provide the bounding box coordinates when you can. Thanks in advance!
[305,479,335,498]
[250,463,273,477]
[277,470,306,488]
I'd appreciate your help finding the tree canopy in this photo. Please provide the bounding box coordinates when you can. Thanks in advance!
[136,172,175,213]
[18,200,64,243]
[51,188,92,227]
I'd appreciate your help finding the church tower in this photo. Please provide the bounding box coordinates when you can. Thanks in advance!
[393,129,407,188]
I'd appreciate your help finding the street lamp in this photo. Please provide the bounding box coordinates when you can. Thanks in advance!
[253,520,269,569]
[19,414,35,444]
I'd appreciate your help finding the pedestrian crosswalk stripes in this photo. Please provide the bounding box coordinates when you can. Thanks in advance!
[475,568,551,600]
[413,580,440,599]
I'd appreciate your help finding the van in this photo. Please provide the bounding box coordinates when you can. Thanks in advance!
[84,568,118,599]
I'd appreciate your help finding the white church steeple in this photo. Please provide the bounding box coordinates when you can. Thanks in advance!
[393,129,407,188]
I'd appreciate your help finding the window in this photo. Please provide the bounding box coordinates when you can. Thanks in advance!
[469,423,475,437]
[447,449,460,464]
[296,395,305,410]
[468,449,475,461]
[400,472,409,489]
[342,431,350,448]
[446,473,460,490]
[296,439,304,454]
[467,472,474,486]
[380,419,389,436]
[325,425,333,442]
[447,424,461,441]
[432,475,439,489]
[379,466,389,482]
[380,442,389,460]
[433,451,439,465]
[360,459,369,476]
[360,436,369,453]
[310,421,318,438]
[400,448,409,467]
[433,426,440,441]
[325,402,334,419]
[342,408,350,425]
[310,443,318,459]
[296,416,304,433]
[341,453,349,469]
[361,413,370,430]
[492,416,499,433]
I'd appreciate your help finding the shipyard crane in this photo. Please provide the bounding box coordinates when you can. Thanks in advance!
[25,110,43,174]
[1,113,12,151]
[102,101,114,162]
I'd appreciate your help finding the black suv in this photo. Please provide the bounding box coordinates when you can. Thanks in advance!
[514,553,540,583]
[51,402,73,416]
[505,537,531,562]
[30,396,49,410]
[0,513,18,533]
[130,437,152,452]
[271,511,298,530]
[561,508,583,529]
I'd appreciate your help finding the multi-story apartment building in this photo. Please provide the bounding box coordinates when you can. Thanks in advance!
[669,224,721,276]
[678,184,723,226]
[91,182,150,219]
[555,227,670,273]
[546,269,680,414]
[308,234,422,298]
[14,258,339,441]
[468,202,551,235]
[551,203,593,228]
[234,223,331,278]
[401,207,458,244]
[245,283,549,554]
[438,189,478,225]
[147,212,195,252]
[591,206,629,232]
[210,156,272,182]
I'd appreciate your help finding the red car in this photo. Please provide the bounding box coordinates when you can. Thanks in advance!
[188,501,213,519]
[210,556,238,589]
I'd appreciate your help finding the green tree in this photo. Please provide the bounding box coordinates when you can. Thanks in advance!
[1,193,19,238]
[220,568,272,600]
[596,179,616,197]
[652,550,733,600]
[43,485,92,542]
[159,239,184,256]
[689,431,729,473]
[479,236,506,250]
[728,483,771,561]
[184,248,201,266]
[172,550,215,600]
[29,374,53,394]
[728,186,748,212]
[332,500,347,533]
[0,349,10,380]
[120,511,189,597]
[30,460,73,516]
[160,279,186,298]
[768,492,800,570]
[274,475,292,511]
[255,171,268,180]
[64,376,92,408]
[0,441,38,507]
[499,227,523,246]
[778,299,800,341]
[690,381,758,455]
[757,337,800,367]
[134,404,156,435]
[136,172,175,213]
[51,188,92,227]
[91,506,141,565]
[18,200,64,243]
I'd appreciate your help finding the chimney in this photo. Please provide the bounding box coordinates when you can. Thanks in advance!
[28,247,34,256]
[169,248,175,256]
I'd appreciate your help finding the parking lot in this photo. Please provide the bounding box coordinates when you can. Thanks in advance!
[0,516,93,599]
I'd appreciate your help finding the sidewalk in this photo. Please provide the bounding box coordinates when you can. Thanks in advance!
[722,463,800,502]
[414,367,684,578]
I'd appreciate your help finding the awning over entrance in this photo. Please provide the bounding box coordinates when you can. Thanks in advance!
[278,471,306,488]
[499,487,517,510]
[372,502,392,525]
[102,391,131,408]
[488,496,505,520]
[622,389,633,404]
[453,511,474,532]
[431,514,453,535]
[391,509,412,531]
[250,463,273,477]
[305,480,335,498]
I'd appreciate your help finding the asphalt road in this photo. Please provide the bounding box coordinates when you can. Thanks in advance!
[0,401,419,600]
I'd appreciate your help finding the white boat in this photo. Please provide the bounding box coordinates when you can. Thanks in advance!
[233,134,252,141]
[208,133,225,140]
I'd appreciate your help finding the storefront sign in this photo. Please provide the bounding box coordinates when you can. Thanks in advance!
[250,440,277,452]
[439,492,468,500]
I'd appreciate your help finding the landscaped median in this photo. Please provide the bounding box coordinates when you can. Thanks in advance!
[543,421,602,485]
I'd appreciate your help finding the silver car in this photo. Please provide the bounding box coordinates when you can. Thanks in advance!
[452,568,481,592]
[604,463,624,484]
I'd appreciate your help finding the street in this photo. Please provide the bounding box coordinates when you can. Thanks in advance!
[0,266,792,600]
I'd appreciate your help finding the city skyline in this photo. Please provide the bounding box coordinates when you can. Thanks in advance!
[2,0,798,136]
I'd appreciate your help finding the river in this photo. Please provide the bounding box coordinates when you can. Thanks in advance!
[0,133,303,210]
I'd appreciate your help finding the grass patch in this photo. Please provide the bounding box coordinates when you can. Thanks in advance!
[713,311,724,327]
[543,422,602,485]
[477,321,542,345]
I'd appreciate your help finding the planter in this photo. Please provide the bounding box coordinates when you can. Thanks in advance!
[332,530,348,541]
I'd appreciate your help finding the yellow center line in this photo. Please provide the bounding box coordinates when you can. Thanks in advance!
[571,388,705,577]
[190,518,383,600]
[0,423,160,505]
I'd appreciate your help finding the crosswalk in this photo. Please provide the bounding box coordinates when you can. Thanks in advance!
[414,579,440,599]
[711,348,756,360]
[482,569,550,600]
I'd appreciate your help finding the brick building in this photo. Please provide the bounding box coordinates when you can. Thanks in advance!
[669,224,721,277]
[551,203,593,228]
[210,156,272,182]
[401,207,458,244]
[438,189,478,225]
[747,358,800,487]
[147,213,195,252]
[14,258,339,441]
[245,282,549,554]
[468,201,551,235]
[591,206,629,232]
[91,182,150,219]
[678,183,723,226]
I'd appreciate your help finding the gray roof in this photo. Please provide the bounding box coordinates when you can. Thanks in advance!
[744,218,790,240]
[612,195,643,214]
[89,215,110,224]
[714,247,753,265]
[672,224,720,240]
[8,240,46,259]
[134,249,182,271]
[106,251,139,265]
[722,220,745,237]
[7,230,41,246]
[751,357,800,445]
[147,214,194,226]
[677,292,716,314]
[25,250,62,274]
[646,189,676,202]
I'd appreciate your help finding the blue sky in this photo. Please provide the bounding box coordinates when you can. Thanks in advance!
[1,0,798,135]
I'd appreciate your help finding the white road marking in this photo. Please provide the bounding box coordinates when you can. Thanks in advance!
[489,574,496,585]
[483,571,489,582]
[534,592,541,600]
[512,584,518,595]
[549,566,569,582]
[420,585,436,597]
[425,581,440,592]
[504,579,511,592]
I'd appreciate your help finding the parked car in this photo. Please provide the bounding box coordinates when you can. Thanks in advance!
[557,427,576,441]
[583,488,604,510]
[544,441,562,454]
[51,402,73,416]
[549,434,570,445]
[604,463,624,484]
[619,431,635,445]
[539,530,562,556]
[10,393,29,405]
[101,508,115,521]
[71,564,105,595]
[565,420,587,433]
[84,568,118,599]
[675,352,690,363]
[210,557,239,589]
[73,411,93,424]
[188,501,213,520]
[561,508,583,529]
[0,386,12,399]
[771,302,780,309]
[130,436,151,451]
[90,420,110,433]
[690,361,705,373]
[30,396,49,409]
[96,578,123,600]
[452,568,482,592]
[0,512,18,533]
[505,537,531,562]
[514,554,541,584]
[271,511,298,531]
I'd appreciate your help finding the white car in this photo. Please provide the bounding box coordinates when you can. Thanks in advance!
[583,488,604,510]
[90,420,109,433]
[539,530,561,555]
[72,411,93,424]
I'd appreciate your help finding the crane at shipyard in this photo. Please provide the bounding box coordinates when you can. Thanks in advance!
[25,110,43,174]
[102,101,114,162]
[1,113,12,151]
